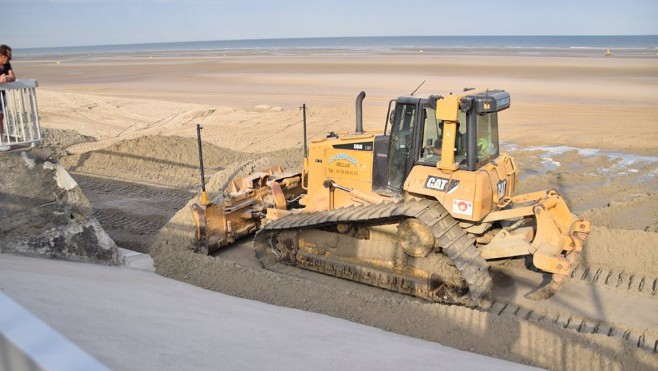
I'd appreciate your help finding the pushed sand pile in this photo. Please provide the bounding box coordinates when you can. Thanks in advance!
[60,135,248,189]
[56,131,302,252]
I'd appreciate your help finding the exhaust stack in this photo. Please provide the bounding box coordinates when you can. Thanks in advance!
[355,91,366,134]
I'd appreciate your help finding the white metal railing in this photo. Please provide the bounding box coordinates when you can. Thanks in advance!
[0,292,110,370]
[0,79,42,151]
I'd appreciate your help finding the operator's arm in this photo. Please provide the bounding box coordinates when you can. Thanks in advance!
[1,63,15,83]
[5,67,15,82]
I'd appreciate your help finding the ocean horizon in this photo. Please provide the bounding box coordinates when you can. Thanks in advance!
[15,35,658,58]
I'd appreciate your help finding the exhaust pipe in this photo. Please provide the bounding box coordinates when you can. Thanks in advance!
[355,91,366,134]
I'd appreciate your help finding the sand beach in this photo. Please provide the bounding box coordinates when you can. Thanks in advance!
[6,45,658,369]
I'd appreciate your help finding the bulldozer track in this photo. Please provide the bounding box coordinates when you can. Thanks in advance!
[569,264,658,298]
[486,264,658,354]
[255,199,493,305]
[74,172,195,202]
[480,295,658,354]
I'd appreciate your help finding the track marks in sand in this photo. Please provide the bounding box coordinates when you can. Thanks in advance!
[39,91,220,153]
[65,108,219,154]
[44,92,158,138]
[73,174,193,253]
[41,90,366,156]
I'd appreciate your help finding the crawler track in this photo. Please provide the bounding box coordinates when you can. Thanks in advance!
[255,232,658,354]
[255,199,492,305]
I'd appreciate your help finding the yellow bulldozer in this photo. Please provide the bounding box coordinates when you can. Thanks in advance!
[191,89,590,305]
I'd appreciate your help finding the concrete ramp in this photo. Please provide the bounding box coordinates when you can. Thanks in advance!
[0,254,535,371]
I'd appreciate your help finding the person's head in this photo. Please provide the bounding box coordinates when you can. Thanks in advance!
[0,45,12,64]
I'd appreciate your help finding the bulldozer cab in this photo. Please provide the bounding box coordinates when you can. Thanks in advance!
[382,90,508,192]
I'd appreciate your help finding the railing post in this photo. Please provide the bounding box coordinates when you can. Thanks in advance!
[0,79,41,151]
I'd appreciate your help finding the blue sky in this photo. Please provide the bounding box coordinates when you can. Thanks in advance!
[2,0,657,48]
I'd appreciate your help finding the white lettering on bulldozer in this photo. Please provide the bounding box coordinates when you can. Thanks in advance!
[424,176,459,193]
[328,153,359,166]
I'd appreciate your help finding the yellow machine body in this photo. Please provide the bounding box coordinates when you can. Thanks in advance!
[192,88,590,302]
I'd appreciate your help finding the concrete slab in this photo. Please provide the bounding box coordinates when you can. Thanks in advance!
[0,254,537,371]
[118,248,154,272]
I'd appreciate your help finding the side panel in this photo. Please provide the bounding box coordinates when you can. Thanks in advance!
[404,165,494,222]
[476,153,518,206]
[404,137,519,221]
[305,134,376,210]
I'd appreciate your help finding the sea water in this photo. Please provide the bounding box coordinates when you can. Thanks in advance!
[16,35,658,58]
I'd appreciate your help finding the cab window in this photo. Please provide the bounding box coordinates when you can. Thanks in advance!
[387,103,416,189]
[419,107,442,165]
[475,112,500,163]
[455,111,467,165]
[419,108,468,167]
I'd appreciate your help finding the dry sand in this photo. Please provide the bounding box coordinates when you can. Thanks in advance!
[13,51,658,369]
[21,53,658,154]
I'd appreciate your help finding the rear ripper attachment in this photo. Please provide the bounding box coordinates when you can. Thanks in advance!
[190,124,303,254]
[477,189,591,299]
[191,167,302,254]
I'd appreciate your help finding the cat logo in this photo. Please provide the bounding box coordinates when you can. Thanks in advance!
[424,176,459,193]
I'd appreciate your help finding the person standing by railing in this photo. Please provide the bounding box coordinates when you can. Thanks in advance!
[0,44,16,143]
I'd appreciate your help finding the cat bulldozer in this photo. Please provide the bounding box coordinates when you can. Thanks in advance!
[191,89,590,305]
